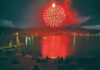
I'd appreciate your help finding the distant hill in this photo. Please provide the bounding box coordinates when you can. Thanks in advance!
[0,26,98,35]
[0,27,22,33]
[22,26,100,34]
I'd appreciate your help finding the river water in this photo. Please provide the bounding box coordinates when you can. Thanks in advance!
[1,32,100,59]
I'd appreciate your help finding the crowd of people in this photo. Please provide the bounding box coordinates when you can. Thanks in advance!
[32,56,100,70]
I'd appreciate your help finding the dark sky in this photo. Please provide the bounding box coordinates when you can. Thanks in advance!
[0,0,100,29]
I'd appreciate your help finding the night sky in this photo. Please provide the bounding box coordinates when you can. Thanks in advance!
[0,0,100,29]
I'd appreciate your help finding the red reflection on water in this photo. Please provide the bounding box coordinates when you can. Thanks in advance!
[41,35,73,59]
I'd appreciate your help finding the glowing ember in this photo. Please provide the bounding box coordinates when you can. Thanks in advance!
[52,3,56,8]
[42,3,66,28]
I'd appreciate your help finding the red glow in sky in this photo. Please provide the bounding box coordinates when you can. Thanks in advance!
[41,35,73,59]
[64,0,77,26]
[42,0,78,28]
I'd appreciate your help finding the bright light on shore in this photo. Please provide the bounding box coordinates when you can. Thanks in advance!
[52,3,56,8]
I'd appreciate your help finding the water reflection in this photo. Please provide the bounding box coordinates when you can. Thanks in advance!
[25,36,28,46]
[73,33,76,47]
[41,35,74,59]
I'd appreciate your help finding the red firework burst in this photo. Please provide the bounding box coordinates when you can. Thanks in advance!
[42,3,66,28]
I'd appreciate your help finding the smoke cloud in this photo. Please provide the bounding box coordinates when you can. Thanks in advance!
[0,19,15,28]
